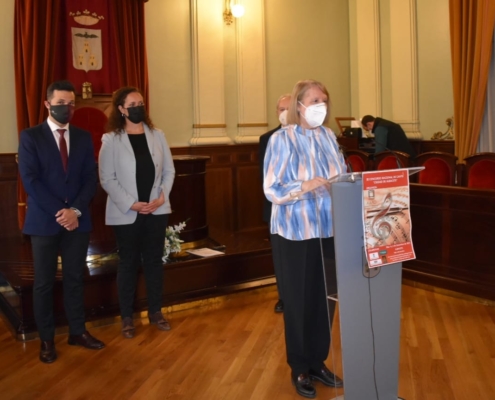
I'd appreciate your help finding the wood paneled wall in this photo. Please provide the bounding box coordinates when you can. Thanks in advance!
[0,154,21,238]
[405,184,495,301]
[0,145,267,239]
[2,143,495,302]
[171,145,265,233]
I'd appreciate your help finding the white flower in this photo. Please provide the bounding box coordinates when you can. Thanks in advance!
[163,221,186,262]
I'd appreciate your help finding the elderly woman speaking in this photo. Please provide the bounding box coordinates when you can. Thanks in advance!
[263,79,345,399]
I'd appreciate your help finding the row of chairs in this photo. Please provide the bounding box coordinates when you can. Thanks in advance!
[68,107,495,189]
[345,150,495,189]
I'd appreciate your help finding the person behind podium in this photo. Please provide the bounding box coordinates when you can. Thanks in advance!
[259,93,291,314]
[18,80,105,364]
[263,79,345,398]
[99,87,175,339]
[361,114,416,158]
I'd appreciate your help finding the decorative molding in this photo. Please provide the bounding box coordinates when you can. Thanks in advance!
[190,0,232,146]
[192,124,227,129]
[389,0,422,139]
[350,0,421,139]
[190,135,233,145]
[350,0,382,119]
[237,123,268,128]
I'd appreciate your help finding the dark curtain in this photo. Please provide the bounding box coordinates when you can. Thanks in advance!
[14,0,61,229]
[14,0,149,230]
[109,0,149,104]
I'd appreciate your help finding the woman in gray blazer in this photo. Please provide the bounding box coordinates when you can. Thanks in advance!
[98,87,175,339]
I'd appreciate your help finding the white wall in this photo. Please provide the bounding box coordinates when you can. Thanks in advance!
[264,0,351,134]
[145,0,193,147]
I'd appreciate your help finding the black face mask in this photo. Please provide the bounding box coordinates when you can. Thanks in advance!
[125,105,146,124]
[50,104,74,125]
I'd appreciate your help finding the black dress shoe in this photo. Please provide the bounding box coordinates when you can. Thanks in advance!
[309,366,343,388]
[148,311,171,331]
[274,299,284,313]
[292,373,316,398]
[68,331,105,350]
[39,340,57,364]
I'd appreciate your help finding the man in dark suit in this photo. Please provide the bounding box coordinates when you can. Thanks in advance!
[18,80,105,363]
[259,94,291,313]
[361,115,416,158]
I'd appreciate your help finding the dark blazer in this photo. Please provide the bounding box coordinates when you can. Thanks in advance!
[18,121,97,235]
[259,125,281,223]
[373,117,416,158]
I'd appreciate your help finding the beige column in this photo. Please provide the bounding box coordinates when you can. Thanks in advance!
[350,0,422,139]
[349,0,382,121]
[233,0,268,144]
[190,0,232,145]
[388,0,421,139]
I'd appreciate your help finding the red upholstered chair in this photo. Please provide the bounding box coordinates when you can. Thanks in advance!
[463,152,495,189]
[71,107,108,160]
[344,149,371,172]
[373,151,410,170]
[414,152,458,186]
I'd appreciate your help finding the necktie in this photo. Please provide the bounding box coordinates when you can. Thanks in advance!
[58,129,68,172]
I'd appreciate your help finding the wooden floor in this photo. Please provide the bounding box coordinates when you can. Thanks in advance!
[0,284,494,400]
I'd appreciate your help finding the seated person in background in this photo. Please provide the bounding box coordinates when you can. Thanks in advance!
[361,115,416,158]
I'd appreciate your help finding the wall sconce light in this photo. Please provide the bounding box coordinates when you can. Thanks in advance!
[224,1,245,25]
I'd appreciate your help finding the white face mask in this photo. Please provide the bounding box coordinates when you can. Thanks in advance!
[278,109,288,126]
[299,102,327,128]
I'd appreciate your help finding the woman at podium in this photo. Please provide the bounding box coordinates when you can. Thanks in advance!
[263,79,346,398]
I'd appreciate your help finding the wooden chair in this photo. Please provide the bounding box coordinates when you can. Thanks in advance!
[462,152,495,189]
[414,151,458,186]
[344,149,371,172]
[373,151,410,170]
[335,117,356,135]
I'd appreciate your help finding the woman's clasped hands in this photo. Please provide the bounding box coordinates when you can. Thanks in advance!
[130,192,165,214]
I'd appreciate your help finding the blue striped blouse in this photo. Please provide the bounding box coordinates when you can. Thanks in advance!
[263,124,346,240]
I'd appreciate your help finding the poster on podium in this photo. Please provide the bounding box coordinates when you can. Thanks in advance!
[362,169,416,268]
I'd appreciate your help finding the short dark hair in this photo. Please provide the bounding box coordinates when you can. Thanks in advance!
[46,80,75,101]
[361,115,375,125]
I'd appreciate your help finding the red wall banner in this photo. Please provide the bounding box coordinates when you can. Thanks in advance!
[55,0,120,94]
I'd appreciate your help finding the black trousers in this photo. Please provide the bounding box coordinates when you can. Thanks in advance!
[274,235,337,377]
[112,213,168,318]
[31,231,90,341]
